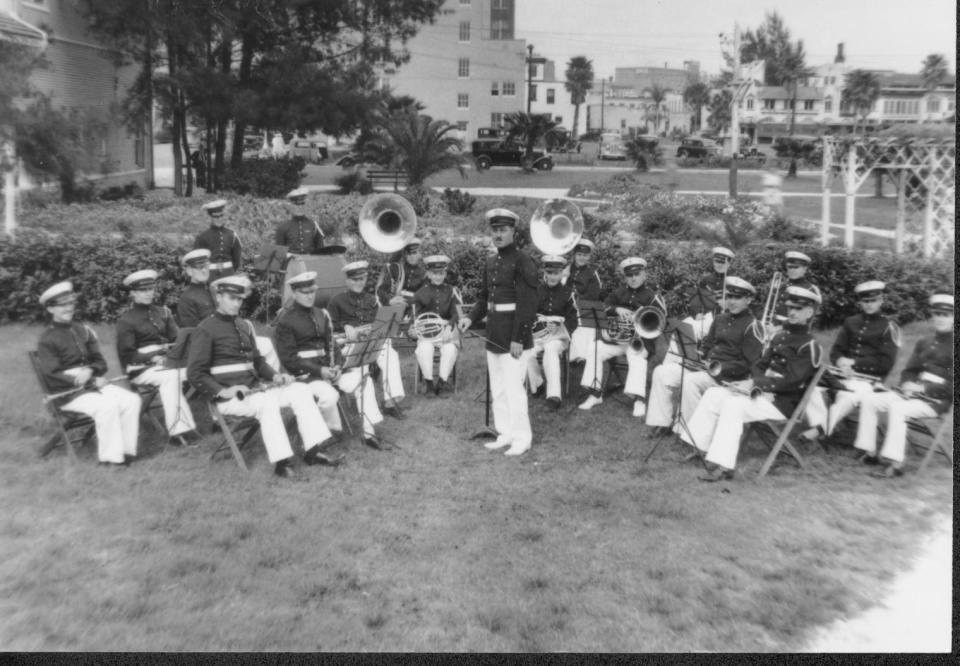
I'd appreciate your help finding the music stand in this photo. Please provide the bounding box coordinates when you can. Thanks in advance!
[253,242,288,324]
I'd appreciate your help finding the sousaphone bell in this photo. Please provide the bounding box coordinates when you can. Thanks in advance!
[529,198,584,256]
[358,193,418,254]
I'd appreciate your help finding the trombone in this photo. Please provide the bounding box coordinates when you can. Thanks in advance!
[719,380,764,400]
[760,271,783,344]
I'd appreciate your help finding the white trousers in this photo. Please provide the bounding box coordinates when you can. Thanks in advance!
[526,336,569,399]
[255,336,281,374]
[806,379,876,436]
[415,338,458,382]
[376,338,405,402]
[645,364,722,430]
[568,326,596,362]
[63,385,142,464]
[580,340,647,398]
[680,312,714,343]
[131,366,196,436]
[338,367,382,437]
[681,385,786,470]
[488,350,532,448]
[304,379,342,433]
[854,392,937,464]
[217,382,331,463]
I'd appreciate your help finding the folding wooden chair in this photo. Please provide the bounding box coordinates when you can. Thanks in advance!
[741,365,828,478]
[908,404,953,473]
[30,351,96,463]
[525,346,569,398]
[132,382,169,439]
[207,399,302,472]
[413,346,458,394]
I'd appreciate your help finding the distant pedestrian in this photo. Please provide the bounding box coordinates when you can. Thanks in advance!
[762,165,784,214]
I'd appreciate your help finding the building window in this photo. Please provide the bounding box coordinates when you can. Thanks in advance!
[490,82,499,96]
[502,81,516,97]
[824,96,833,112]
[459,0,470,5]
[458,21,470,42]
[554,116,563,124]
[803,100,815,111]
[458,58,469,78]
[491,112,505,127]
[456,121,468,133]
[491,19,512,40]
[529,84,537,102]
[927,98,941,112]
[457,93,469,109]
[492,0,508,8]
[134,133,145,168]
[546,88,555,104]
[763,99,775,110]
[746,97,754,110]
[786,99,795,110]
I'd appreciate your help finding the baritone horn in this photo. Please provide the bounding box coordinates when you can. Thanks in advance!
[530,198,584,255]
[358,193,418,254]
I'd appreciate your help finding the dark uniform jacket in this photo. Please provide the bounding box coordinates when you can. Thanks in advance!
[899,330,953,414]
[772,276,821,324]
[377,260,427,304]
[412,283,461,322]
[829,312,899,380]
[686,270,726,317]
[327,289,379,331]
[37,321,108,394]
[534,282,579,335]
[274,304,334,378]
[116,303,178,377]
[194,225,242,274]
[568,264,602,301]
[176,282,215,328]
[752,322,822,417]
[187,312,275,401]
[700,308,764,381]
[603,282,664,352]
[468,243,539,353]
[275,215,324,255]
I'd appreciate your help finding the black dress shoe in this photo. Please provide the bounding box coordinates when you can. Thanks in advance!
[382,405,405,420]
[363,435,385,450]
[274,459,298,478]
[424,380,435,395]
[858,453,880,466]
[698,467,734,482]
[435,379,449,395]
[871,465,904,479]
[546,396,561,410]
[303,448,343,467]
[531,384,546,399]
[99,460,129,469]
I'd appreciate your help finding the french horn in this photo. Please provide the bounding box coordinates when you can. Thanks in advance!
[412,312,446,340]
[530,198,584,256]
[358,193,418,254]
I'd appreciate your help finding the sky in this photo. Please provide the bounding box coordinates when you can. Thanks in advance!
[514,0,957,79]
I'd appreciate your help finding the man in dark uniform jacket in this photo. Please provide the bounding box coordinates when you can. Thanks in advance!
[683,286,824,481]
[808,280,900,437]
[272,270,344,440]
[681,246,734,342]
[193,199,242,282]
[327,260,406,419]
[854,293,953,478]
[187,274,338,477]
[176,249,215,328]
[567,237,603,363]
[526,254,578,409]
[410,254,461,395]
[647,276,764,436]
[769,250,821,327]
[377,238,427,307]
[458,208,539,456]
[275,188,326,255]
[36,281,141,466]
[116,269,197,441]
[578,256,666,419]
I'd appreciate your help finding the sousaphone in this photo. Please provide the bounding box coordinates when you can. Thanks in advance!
[358,193,418,254]
[529,198,584,256]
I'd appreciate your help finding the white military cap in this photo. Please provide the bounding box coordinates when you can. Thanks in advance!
[211,274,251,295]
[712,246,734,260]
[854,281,885,297]
[39,281,75,306]
[619,257,647,274]
[485,208,519,227]
[201,199,228,215]
[181,248,211,268]
[784,285,821,307]
[929,294,954,311]
[342,260,370,278]
[573,238,596,253]
[723,276,755,296]
[784,250,812,264]
[404,238,423,251]
[286,271,317,289]
[123,269,159,290]
[424,255,451,270]
[287,187,309,202]
[541,255,566,270]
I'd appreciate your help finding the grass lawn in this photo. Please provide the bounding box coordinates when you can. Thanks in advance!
[0,320,951,651]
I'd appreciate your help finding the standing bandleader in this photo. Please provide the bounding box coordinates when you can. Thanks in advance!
[194,199,242,282]
[457,209,539,456]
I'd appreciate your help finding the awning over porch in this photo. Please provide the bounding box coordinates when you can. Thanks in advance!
[0,11,47,48]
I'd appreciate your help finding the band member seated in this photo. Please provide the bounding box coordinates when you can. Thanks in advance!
[327,260,406,419]
[681,286,823,482]
[805,280,900,440]
[272,271,345,441]
[116,269,198,443]
[36,281,142,466]
[275,188,326,255]
[526,254,578,410]
[578,256,665,418]
[682,246,734,342]
[766,250,821,335]
[409,254,461,396]
[187,275,339,477]
[193,199,242,282]
[377,238,427,308]
[566,237,602,364]
[647,276,763,437]
[458,208,538,457]
[853,293,953,478]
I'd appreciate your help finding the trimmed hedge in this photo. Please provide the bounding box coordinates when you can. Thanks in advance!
[221,156,306,198]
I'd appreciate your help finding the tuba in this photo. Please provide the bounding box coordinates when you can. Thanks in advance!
[412,312,446,340]
[602,312,635,344]
[529,198,584,255]
[358,193,418,254]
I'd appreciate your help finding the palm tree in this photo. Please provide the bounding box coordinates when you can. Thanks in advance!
[707,89,732,135]
[920,53,949,91]
[365,112,469,187]
[842,69,881,134]
[777,40,813,136]
[683,81,711,131]
[504,111,558,171]
[564,56,593,141]
[646,83,669,134]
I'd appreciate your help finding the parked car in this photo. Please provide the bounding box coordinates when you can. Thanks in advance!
[470,138,553,170]
[676,138,717,159]
[289,138,329,164]
[598,133,627,160]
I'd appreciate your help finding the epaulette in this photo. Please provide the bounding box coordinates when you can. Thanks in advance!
[885,320,902,347]
[82,323,99,343]
[799,339,824,367]
[746,320,765,343]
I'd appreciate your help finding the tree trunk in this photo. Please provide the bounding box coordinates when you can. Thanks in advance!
[179,91,193,197]
[168,36,183,196]
[230,33,255,169]
[145,24,155,189]
[571,102,580,141]
[214,35,231,189]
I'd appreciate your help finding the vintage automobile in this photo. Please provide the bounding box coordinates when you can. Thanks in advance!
[289,138,329,163]
[471,138,554,171]
[598,134,628,160]
[676,138,719,158]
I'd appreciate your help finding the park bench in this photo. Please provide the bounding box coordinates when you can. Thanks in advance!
[366,169,407,192]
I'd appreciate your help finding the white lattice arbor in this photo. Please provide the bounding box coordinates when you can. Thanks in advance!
[821,136,956,258]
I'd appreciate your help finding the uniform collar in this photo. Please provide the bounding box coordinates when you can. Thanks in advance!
[214,311,236,321]
[861,311,883,320]
[294,302,313,312]
[497,243,516,256]
[729,308,752,319]
[132,302,151,310]
[783,322,809,333]
[51,320,74,328]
